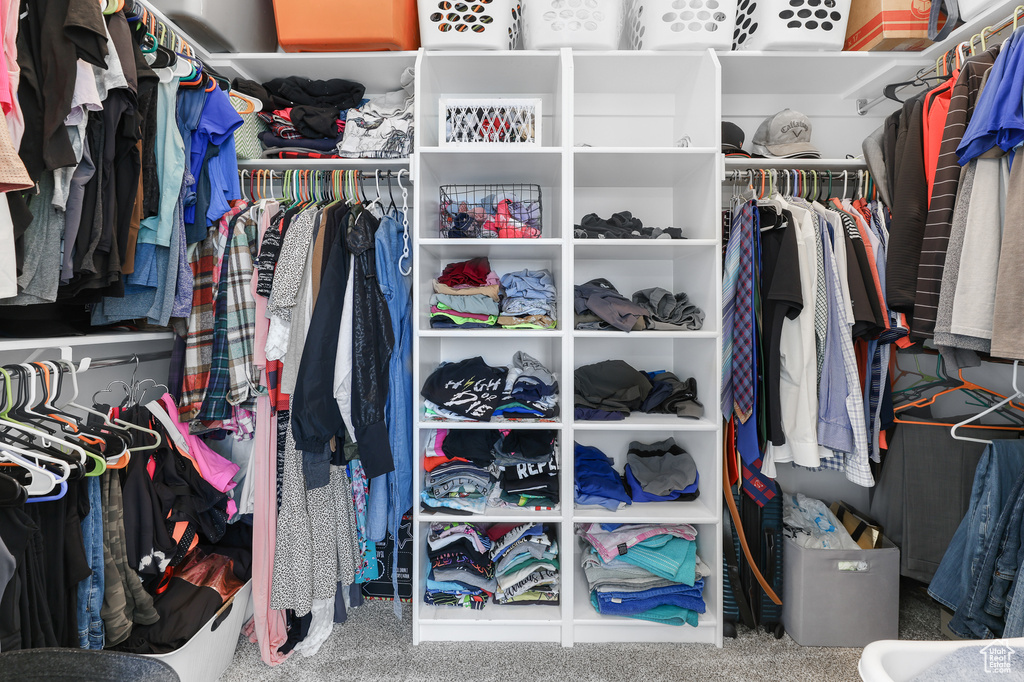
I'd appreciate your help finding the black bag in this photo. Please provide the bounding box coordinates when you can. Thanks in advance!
[360,512,414,601]
[723,489,785,639]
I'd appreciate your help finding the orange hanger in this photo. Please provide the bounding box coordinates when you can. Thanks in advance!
[894,367,1024,431]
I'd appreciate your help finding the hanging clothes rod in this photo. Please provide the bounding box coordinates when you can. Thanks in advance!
[724,169,865,181]
[85,351,173,370]
[857,4,1024,116]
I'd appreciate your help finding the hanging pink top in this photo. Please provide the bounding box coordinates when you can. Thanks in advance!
[158,394,240,496]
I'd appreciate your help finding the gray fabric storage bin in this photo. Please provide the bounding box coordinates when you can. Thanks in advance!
[782,535,899,647]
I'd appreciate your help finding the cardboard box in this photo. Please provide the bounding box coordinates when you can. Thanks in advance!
[830,501,883,550]
[844,0,941,51]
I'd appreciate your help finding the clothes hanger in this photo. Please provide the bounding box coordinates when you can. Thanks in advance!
[0,367,90,474]
[1,450,61,497]
[951,362,1024,443]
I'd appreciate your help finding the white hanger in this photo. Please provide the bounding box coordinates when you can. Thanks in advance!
[0,440,72,483]
[952,361,1024,444]
[0,449,60,495]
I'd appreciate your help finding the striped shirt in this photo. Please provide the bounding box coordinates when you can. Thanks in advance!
[911,46,999,338]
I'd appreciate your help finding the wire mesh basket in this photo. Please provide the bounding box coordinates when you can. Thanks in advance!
[439,184,543,238]
[441,98,542,147]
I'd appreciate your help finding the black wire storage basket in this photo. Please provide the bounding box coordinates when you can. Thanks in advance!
[439,184,543,238]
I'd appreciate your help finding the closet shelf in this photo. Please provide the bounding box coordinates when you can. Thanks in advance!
[572,330,717,340]
[419,510,563,523]
[573,146,719,155]
[420,603,562,624]
[206,52,418,93]
[573,415,718,431]
[237,158,410,171]
[573,498,717,525]
[724,158,868,170]
[573,240,716,258]
[0,331,176,353]
[419,329,564,338]
[419,239,563,259]
[719,51,918,97]
[417,420,562,431]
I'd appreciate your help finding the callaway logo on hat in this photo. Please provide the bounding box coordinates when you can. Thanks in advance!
[751,109,820,159]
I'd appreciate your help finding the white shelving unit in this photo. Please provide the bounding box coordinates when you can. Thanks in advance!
[411,49,723,647]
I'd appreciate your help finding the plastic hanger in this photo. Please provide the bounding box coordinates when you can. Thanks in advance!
[398,169,412,277]
[1,450,61,496]
[952,362,1024,443]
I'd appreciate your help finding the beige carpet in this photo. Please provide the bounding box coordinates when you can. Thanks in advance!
[220,579,940,682]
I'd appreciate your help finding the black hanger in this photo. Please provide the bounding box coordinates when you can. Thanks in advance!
[883,71,948,104]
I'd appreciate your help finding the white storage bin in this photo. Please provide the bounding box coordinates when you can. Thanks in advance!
[732,0,852,51]
[524,0,624,50]
[144,581,253,682]
[958,0,1001,23]
[441,97,542,147]
[420,0,522,50]
[626,0,737,51]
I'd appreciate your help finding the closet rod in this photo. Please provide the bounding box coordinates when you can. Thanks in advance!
[724,169,864,180]
[85,351,173,370]
[857,4,1024,116]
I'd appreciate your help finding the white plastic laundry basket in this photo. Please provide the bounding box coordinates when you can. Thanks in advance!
[958,0,1001,23]
[732,0,852,51]
[627,0,738,51]
[523,0,625,50]
[419,0,522,50]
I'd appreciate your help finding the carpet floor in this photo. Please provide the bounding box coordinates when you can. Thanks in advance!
[220,578,940,682]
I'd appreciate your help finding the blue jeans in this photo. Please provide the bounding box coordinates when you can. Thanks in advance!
[929,441,1024,612]
[77,477,105,649]
[948,464,1024,638]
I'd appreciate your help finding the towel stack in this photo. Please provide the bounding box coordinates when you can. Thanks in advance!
[577,523,708,626]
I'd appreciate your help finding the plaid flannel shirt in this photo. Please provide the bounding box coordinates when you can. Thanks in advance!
[179,226,219,422]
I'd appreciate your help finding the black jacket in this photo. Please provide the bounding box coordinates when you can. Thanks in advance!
[348,210,395,479]
[292,204,350,455]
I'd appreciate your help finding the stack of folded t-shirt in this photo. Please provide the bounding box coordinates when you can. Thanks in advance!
[488,523,560,605]
[492,430,559,510]
[235,76,365,159]
[574,360,703,421]
[429,259,558,331]
[623,438,700,502]
[499,269,557,329]
[430,257,501,328]
[577,523,709,626]
[424,523,495,609]
[575,278,704,332]
[574,440,700,509]
[574,442,632,511]
[421,429,497,515]
[421,429,560,514]
[422,352,559,422]
[573,211,685,240]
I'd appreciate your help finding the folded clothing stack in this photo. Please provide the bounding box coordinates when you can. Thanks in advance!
[574,439,700,510]
[238,68,415,160]
[430,256,501,329]
[429,258,558,330]
[421,429,497,515]
[492,430,559,510]
[489,523,560,605]
[499,269,557,330]
[424,523,495,609]
[573,211,685,240]
[574,360,703,421]
[422,352,559,422]
[575,278,705,332]
[577,523,709,627]
[420,429,560,514]
[574,442,632,511]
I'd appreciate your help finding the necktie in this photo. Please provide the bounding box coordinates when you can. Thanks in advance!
[732,201,756,423]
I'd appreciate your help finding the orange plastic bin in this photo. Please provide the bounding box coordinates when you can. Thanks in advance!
[272,0,419,52]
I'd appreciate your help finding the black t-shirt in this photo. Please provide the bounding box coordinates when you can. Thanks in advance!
[421,357,509,422]
[441,429,498,465]
[760,208,804,446]
[838,212,885,339]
